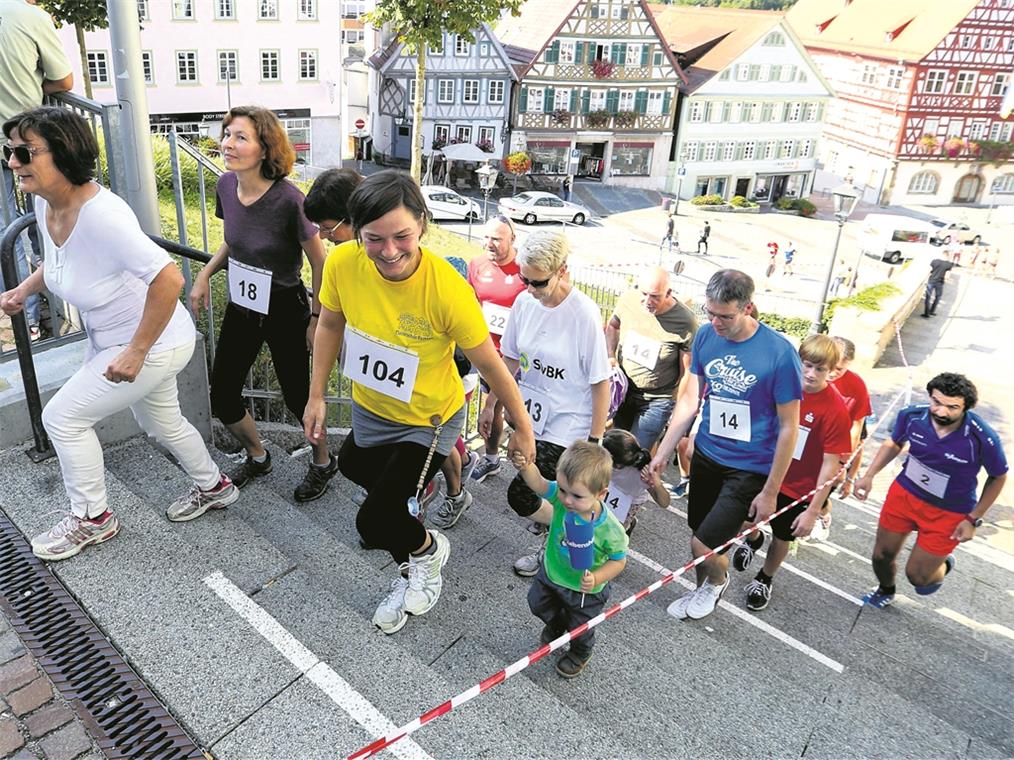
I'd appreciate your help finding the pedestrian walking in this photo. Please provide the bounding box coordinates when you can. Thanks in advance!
[765,242,778,282]
[697,220,711,255]
[783,242,796,277]
[660,214,676,254]
[562,174,573,202]
[922,250,955,317]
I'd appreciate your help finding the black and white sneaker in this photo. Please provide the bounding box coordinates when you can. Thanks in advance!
[294,454,339,502]
[745,578,772,611]
[732,532,764,572]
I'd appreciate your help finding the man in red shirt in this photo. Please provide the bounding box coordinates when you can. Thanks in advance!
[468,215,526,483]
[733,335,852,610]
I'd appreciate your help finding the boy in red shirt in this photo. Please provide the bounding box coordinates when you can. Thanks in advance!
[733,335,852,610]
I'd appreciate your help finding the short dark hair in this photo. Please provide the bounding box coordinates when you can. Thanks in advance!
[347,170,428,238]
[706,269,754,307]
[602,429,651,470]
[926,372,977,410]
[3,107,98,186]
[304,168,364,223]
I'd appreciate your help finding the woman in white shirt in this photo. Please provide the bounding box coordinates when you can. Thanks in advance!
[480,230,611,576]
[0,107,236,560]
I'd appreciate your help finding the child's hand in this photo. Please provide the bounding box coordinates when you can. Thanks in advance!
[509,451,528,469]
[640,465,660,487]
[580,570,596,592]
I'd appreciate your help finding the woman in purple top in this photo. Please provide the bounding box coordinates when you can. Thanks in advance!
[189,106,332,504]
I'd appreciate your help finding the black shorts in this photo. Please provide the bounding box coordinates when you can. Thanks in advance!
[769,492,810,542]
[687,451,767,549]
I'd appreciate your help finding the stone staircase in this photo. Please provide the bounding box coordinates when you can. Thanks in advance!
[0,429,1011,759]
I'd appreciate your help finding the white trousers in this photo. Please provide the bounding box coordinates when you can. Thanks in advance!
[42,340,220,518]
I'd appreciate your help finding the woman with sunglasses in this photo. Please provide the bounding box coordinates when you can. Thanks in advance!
[303,170,534,635]
[188,106,332,504]
[481,230,612,578]
[0,107,237,558]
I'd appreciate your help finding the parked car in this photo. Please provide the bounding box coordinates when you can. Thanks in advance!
[498,191,590,225]
[859,214,936,264]
[420,185,482,221]
[929,218,981,245]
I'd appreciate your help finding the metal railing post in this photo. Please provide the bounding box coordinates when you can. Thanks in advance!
[0,215,54,461]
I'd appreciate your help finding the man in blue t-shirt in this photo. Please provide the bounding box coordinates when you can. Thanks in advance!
[651,269,802,620]
[854,373,1007,608]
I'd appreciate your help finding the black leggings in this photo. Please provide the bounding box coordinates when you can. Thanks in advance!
[338,432,446,564]
[210,285,310,426]
[507,440,566,518]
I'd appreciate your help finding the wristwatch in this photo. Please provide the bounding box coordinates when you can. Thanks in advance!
[963,515,983,528]
[587,436,602,445]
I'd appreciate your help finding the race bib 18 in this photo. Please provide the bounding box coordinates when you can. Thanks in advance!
[228,259,273,315]
[342,326,420,404]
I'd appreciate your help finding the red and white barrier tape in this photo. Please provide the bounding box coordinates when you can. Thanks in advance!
[347,385,909,760]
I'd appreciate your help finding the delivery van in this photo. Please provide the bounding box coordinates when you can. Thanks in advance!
[859,214,936,264]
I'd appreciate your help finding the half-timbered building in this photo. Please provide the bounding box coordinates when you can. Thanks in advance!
[787,0,1014,206]
[368,24,521,164]
[652,6,834,204]
[496,0,687,189]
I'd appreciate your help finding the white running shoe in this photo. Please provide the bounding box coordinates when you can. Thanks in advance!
[666,587,700,620]
[404,531,450,616]
[373,564,410,634]
[686,574,731,620]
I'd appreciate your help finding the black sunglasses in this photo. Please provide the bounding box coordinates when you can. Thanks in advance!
[493,213,516,234]
[2,143,47,165]
[519,273,554,288]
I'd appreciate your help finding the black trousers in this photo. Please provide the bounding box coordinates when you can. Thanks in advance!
[528,564,609,657]
[507,440,566,517]
[337,431,446,564]
[210,285,310,426]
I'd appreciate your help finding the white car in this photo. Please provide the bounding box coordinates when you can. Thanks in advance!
[929,219,982,246]
[498,191,590,225]
[420,185,482,221]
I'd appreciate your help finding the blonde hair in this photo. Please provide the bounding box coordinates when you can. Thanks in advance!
[557,440,613,494]
[799,334,841,370]
[518,230,569,273]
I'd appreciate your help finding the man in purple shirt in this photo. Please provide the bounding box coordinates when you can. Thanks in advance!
[854,373,1008,607]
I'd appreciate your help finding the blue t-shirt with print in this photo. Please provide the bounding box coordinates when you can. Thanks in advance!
[890,405,1008,513]
[691,322,803,474]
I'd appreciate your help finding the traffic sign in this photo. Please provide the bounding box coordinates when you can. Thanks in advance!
[355,118,366,129]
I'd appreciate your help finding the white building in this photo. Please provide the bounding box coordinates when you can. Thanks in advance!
[62,0,344,167]
[652,6,833,203]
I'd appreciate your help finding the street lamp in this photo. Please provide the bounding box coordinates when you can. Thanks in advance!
[673,148,688,216]
[475,162,499,222]
[811,181,862,334]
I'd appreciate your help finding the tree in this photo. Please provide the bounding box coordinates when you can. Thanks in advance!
[38,0,109,100]
[366,0,523,183]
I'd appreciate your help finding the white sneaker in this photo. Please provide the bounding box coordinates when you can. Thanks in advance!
[404,531,450,616]
[809,514,832,542]
[352,486,367,507]
[429,490,473,530]
[666,588,700,620]
[686,574,731,620]
[513,538,545,577]
[373,564,410,634]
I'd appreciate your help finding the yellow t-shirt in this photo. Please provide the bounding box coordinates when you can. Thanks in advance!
[319,241,489,427]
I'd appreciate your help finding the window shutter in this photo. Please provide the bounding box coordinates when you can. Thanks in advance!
[570,89,578,111]
[546,40,560,64]
[610,45,620,64]
[575,42,584,64]
[621,5,629,19]
[590,4,598,17]
[722,102,731,121]
[817,102,825,122]
[662,90,672,115]
[735,144,744,161]
[587,42,597,64]
[581,88,591,114]
[519,86,528,112]
[545,87,555,111]
[635,89,647,114]
[641,44,650,66]
[761,103,773,122]
[607,89,619,114]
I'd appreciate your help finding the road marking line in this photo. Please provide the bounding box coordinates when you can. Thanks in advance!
[936,607,1014,642]
[203,571,434,760]
[663,504,862,604]
[627,549,845,673]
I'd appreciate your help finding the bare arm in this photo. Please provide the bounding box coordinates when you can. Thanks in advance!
[853,438,904,500]
[673,350,692,401]
[42,73,73,95]
[951,473,1007,543]
[650,371,700,472]
[605,314,621,364]
[590,379,609,438]
[302,235,326,318]
[0,265,46,315]
[584,557,626,591]
[465,340,535,464]
[190,242,231,315]
[104,263,183,382]
[304,306,345,442]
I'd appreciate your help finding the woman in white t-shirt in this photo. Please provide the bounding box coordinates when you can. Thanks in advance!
[0,107,236,561]
[481,230,611,576]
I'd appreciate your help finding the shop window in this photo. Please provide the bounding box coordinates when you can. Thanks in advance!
[611,146,651,176]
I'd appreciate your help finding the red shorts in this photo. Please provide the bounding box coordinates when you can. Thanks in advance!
[879,480,965,556]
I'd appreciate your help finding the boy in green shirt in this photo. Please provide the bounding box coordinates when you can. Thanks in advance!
[512,441,629,678]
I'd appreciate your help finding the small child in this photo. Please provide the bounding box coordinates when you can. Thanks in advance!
[601,429,671,535]
[511,441,629,678]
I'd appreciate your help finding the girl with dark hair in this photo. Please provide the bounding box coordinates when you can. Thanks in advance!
[602,429,670,535]
[0,107,236,558]
[188,106,332,505]
[303,169,534,635]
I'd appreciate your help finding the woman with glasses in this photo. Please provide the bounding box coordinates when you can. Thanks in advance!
[481,230,611,578]
[188,106,332,505]
[0,107,237,558]
[303,170,534,635]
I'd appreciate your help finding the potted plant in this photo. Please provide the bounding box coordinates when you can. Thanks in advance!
[942,136,965,158]
[591,59,616,79]
[917,133,939,154]
[431,136,447,151]
[476,139,494,153]
[586,109,611,128]
[550,108,572,126]
[614,110,638,128]
[505,150,532,194]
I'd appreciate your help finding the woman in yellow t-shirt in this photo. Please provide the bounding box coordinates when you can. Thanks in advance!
[304,170,535,635]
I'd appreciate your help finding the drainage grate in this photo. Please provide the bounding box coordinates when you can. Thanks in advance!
[0,512,206,759]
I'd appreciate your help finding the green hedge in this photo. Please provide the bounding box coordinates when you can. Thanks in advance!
[690,194,726,206]
[824,282,902,325]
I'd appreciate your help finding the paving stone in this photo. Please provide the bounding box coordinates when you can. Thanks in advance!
[0,657,37,697]
[11,749,38,760]
[25,704,73,740]
[8,677,53,717]
[38,722,92,760]
[0,633,25,667]
[0,716,25,757]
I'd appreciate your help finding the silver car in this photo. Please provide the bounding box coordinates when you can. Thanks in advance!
[498,191,590,225]
[929,218,982,245]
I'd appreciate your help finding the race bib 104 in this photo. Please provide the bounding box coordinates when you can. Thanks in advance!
[342,326,420,404]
